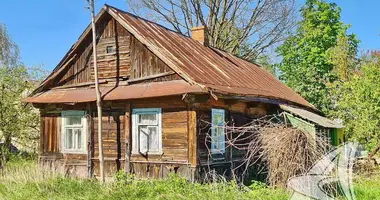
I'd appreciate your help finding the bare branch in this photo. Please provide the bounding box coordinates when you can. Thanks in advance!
[126,0,297,62]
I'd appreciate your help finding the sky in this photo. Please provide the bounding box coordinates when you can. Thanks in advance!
[0,0,379,71]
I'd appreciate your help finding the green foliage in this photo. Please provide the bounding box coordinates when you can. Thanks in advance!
[2,158,380,200]
[0,22,46,162]
[0,22,19,67]
[0,158,290,200]
[352,174,380,200]
[0,65,42,161]
[329,55,380,151]
[256,55,277,76]
[276,0,359,112]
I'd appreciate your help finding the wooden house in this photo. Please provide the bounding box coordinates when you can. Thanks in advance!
[25,5,343,180]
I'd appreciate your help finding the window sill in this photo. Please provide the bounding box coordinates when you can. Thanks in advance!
[211,151,225,155]
[131,152,163,156]
[62,150,87,154]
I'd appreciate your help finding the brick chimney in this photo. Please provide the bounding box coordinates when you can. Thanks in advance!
[191,26,208,46]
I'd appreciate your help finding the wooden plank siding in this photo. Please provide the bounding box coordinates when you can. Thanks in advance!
[130,36,173,79]
[50,12,178,89]
[196,99,274,166]
[129,97,189,162]
[40,115,60,154]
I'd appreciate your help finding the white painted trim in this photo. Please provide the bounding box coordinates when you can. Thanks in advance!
[61,110,87,154]
[211,108,226,154]
[132,108,162,155]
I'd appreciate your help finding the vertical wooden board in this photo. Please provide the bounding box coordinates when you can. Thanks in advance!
[44,117,49,153]
[40,116,45,154]
[125,103,131,172]
[56,116,61,153]
[51,117,56,152]
[188,108,197,167]
[53,14,134,87]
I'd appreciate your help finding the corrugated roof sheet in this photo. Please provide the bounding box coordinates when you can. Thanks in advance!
[25,80,204,103]
[28,5,315,111]
[280,105,343,128]
[106,5,315,110]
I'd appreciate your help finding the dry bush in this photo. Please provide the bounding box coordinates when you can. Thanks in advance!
[256,126,329,187]
[201,115,331,188]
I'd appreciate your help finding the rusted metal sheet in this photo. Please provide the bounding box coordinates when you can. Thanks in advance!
[280,105,343,128]
[24,80,204,103]
[24,87,112,103]
[29,5,315,110]
[104,80,204,101]
[107,6,315,110]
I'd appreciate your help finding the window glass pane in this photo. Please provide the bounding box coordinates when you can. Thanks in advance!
[138,113,157,125]
[139,125,148,153]
[66,129,73,149]
[75,129,82,150]
[106,46,114,53]
[66,116,82,126]
[217,127,224,150]
[212,114,224,126]
[148,126,158,151]
[212,109,225,153]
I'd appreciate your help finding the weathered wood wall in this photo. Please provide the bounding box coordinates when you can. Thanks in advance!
[40,115,60,154]
[196,99,274,166]
[37,97,278,181]
[38,97,194,179]
[93,111,125,177]
[130,36,173,79]
[39,110,89,177]
[128,97,191,179]
[51,13,178,88]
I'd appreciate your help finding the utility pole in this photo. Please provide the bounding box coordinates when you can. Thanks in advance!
[86,0,104,182]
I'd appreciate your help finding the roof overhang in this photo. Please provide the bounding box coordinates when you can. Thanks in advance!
[24,80,205,104]
[280,104,343,129]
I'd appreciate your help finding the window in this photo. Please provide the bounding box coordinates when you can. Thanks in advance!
[211,108,225,154]
[106,46,114,53]
[132,108,162,154]
[61,111,87,153]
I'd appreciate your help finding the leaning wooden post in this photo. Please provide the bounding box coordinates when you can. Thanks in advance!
[87,0,105,182]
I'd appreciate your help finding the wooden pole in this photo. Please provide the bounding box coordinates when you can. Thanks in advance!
[87,0,105,182]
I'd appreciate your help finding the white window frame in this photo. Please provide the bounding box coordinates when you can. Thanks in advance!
[132,108,162,155]
[61,110,87,154]
[211,108,226,154]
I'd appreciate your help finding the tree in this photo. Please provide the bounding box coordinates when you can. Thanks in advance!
[276,0,358,112]
[327,31,358,82]
[0,22,45,167]
[330,55,379,153]
[126,0,297,62]
[0,23,19,67]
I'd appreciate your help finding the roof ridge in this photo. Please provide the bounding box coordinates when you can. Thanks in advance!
[106,4,264,68]
[105,4,189,38]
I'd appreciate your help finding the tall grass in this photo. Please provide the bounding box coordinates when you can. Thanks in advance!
[1,157,379,200]
[0,156,56,183]
[352,173,380,200]
[0,158,289,200]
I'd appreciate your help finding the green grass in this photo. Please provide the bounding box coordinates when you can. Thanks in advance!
[0,158,288,200]
[1,158,379,200]
[352,173,380,200]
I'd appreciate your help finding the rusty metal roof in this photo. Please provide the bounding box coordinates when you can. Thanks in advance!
[24,80,204,103]
[106,5,315,110]
[104,80,204,101]
[280,105,343,128]
[28,5,315,111]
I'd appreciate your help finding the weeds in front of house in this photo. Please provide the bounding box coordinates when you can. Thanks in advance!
[0,157,379,200]
[0,157,289,200]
